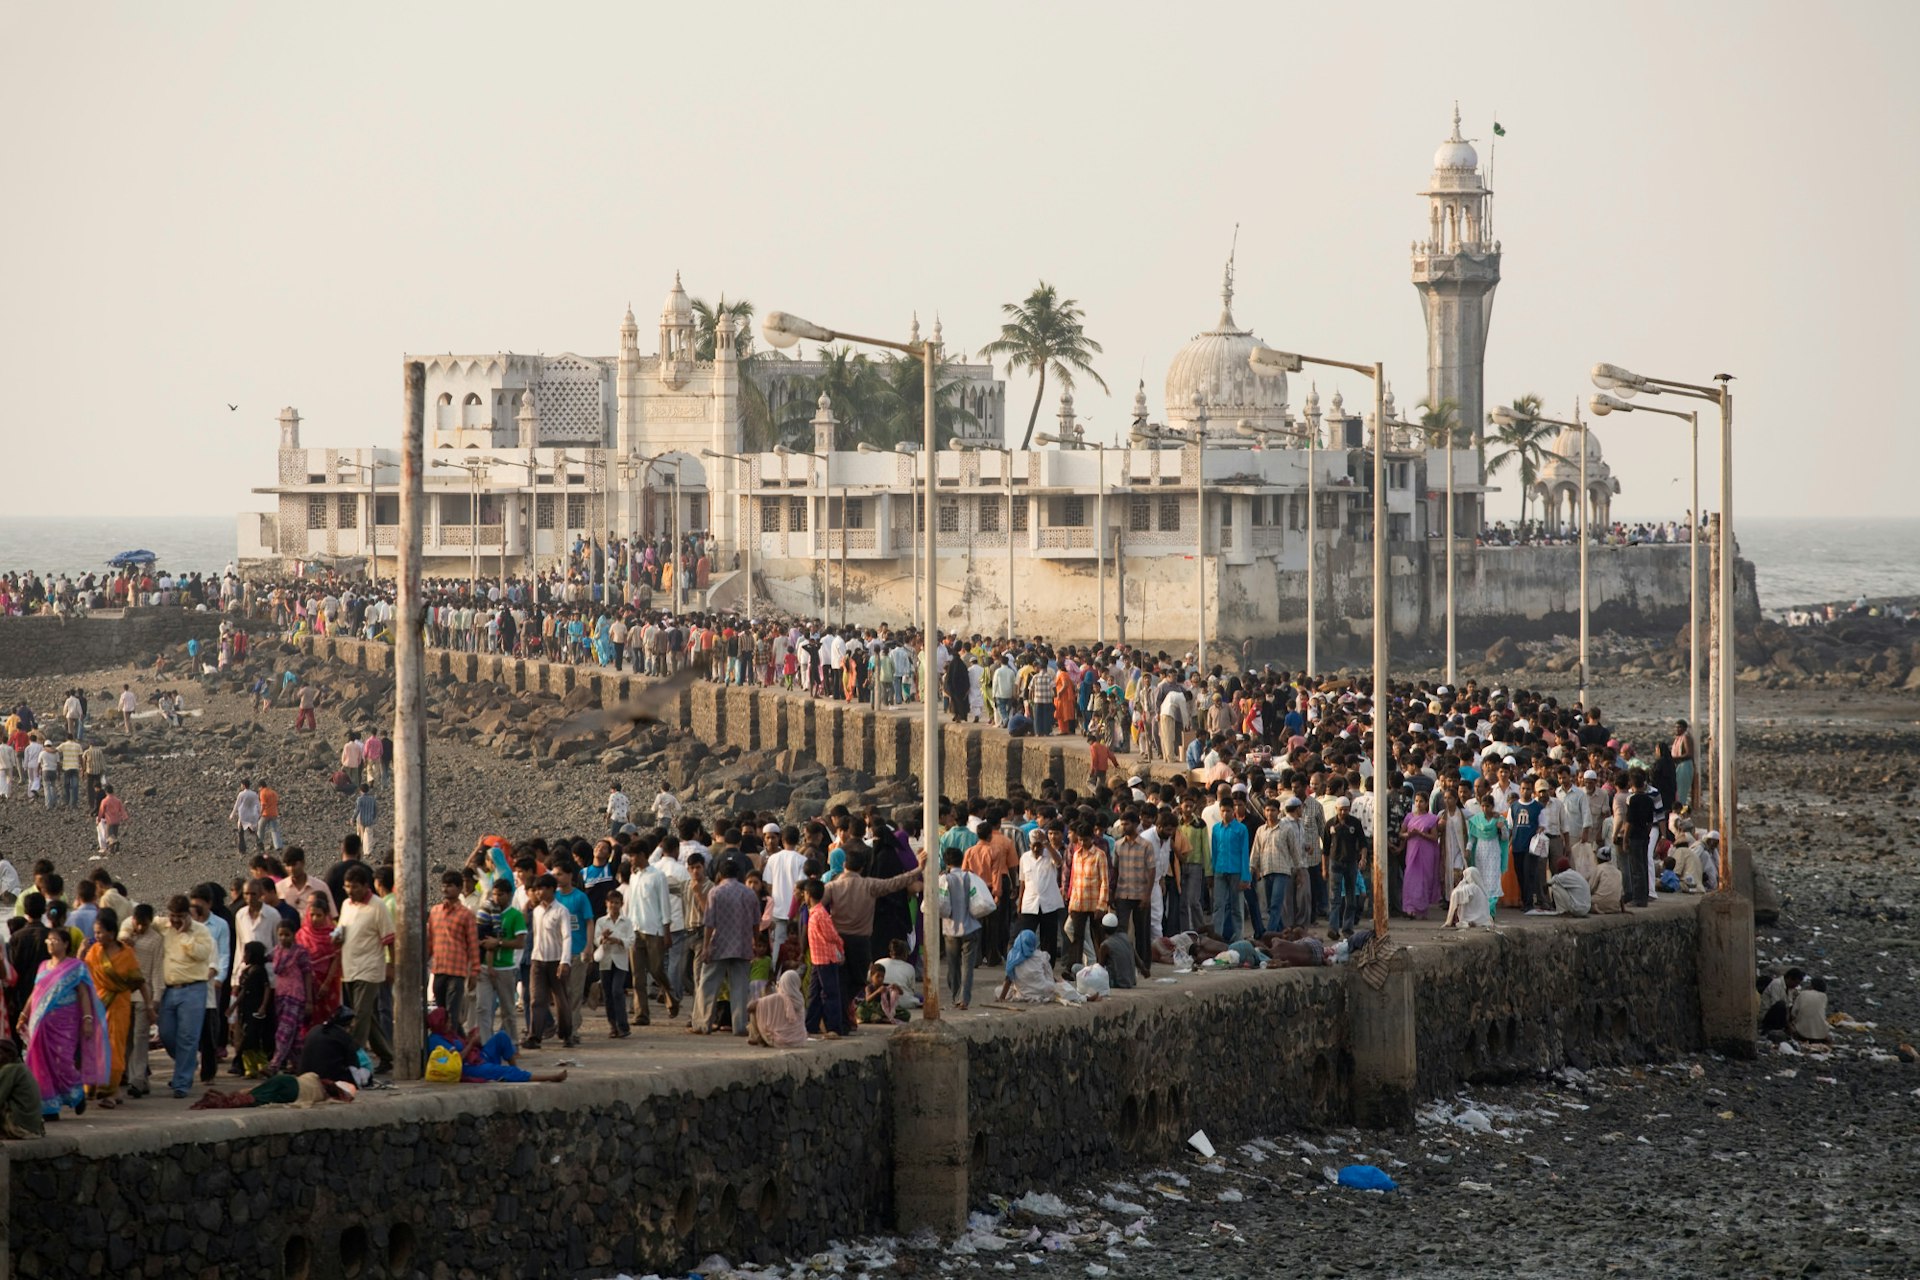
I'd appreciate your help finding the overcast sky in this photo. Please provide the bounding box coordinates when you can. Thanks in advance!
[4,2,1914,522]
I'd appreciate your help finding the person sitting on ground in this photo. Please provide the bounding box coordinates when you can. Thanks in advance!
[0,1042,44,1139]
[1097,913,1138,989]
[1657,857,1684,894]
[1545,857,1592,918]
[855,963,908,1025]
[998,929,1084,1005]
[877,939,920,1010]
[1760,967,1803,1036]
[425,1007,568,1083]
[1789,975,1833,1044]
[746,970,808,1048]
[1586,845,1625,914]
[1444,875,1493,929]
[296,1005,364,1085]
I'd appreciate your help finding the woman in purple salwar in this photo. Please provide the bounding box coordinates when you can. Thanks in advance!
[17,928,108,1118]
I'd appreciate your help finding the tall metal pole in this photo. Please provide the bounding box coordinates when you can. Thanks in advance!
[1688,409,1701,809]
[920,330,943,1021]
[839,482,848,628]
[1096,442,1106,646]
[745,469,755,622]
[393,361,428,1078]
[672,470,682,614]
[1716,383,1737,895]
[1307,424,1318,676]
[526,444,536,591]
[1370,363,1390,943]
[1578,419,1590,708]
[1195,438,1206,668]
[1445,425,1456,687]
[1005,452,1015,643]
[468,467,479,601]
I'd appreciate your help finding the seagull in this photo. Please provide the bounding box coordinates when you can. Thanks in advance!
[551,663,701,735]
[227,404,238,411]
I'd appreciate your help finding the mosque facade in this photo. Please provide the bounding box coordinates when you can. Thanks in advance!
[241,110,1659,654]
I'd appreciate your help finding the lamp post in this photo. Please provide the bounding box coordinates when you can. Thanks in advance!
[702,448,757,623]
[1491,404,1591,705]
[766,308,942,1019]
[957,440,1015,642]
[1591,363,1736,894]
[1037,431,1109,645]
[1591,392,1701,806]
[447,457,495,600]
[1250,346,1390,944]
[634,452,684,612]
[1235,418,1318,676]
[1128,421,1209,666]
[335,456,380,580]
[775,444,834,624]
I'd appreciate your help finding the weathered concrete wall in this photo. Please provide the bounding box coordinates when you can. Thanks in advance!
[0,610,227,680]
[7,903,1705,1280]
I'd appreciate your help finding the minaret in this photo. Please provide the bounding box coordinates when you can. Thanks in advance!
[811,392,838,455]
[1412,103,1500,459]
[617,302,640,456]
[659,271,693,389]
[1057,387,1078,443]
[1131,379,1150,430]
[516,387,539,449]
[278,406,302,450]
[712,305,740,547]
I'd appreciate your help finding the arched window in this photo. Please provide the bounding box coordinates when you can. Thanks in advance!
[463,392,483,406]
[437,392,453,406]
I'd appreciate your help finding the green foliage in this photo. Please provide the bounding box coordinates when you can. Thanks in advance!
[978,281,1107,450]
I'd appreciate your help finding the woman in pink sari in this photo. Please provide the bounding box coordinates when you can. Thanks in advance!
[17,928,109,1119]
[297,902,343,1030]
[1400,792,1446,919]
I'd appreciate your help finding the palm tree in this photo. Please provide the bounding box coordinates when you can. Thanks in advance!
[1486,393,1564,532]
[1413,397,1470,450]
[979,282,1108,449]
[691,296,779,450]
[877,351,981,450]
[779,346,892,447]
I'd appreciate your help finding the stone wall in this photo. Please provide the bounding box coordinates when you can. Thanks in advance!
[8,1051,893,1280]
[5,903,1708,1279]
[0,610,228,680]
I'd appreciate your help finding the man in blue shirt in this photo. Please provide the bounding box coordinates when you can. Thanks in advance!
[553,864,595,1045]
[1209,799,1252,942]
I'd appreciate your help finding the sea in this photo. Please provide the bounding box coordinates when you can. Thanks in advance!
[0,514,1913,613]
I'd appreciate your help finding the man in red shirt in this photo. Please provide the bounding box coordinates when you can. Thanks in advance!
[427,870,480,1034]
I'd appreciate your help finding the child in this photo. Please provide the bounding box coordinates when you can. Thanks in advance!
[856,962,908,1025]
[747,934,774,1004]
[270,921,313,1072]
[595,890,634,1039]
[801,879,847,1039]
[232,941,276,1078]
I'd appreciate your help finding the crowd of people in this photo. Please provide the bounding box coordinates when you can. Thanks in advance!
[1476,516,1700,548]
[0,564,1755,1128]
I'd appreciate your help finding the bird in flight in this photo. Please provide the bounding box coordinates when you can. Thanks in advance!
[552,663,701,735]
[228,404,238,411]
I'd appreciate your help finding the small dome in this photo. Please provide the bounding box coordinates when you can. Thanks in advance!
[1433,103,1478,171]
[661,271,692,324]
[816,391,832,413]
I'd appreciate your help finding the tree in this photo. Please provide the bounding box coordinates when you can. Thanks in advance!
[978,282,1107,450]
[1486,393,1564,532]
[690,296,779,450]
[1414,398,1469,537]
[877,351,981,450]
[778,346,892,448]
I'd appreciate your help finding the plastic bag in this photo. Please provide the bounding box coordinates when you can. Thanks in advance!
[424,1045,463,1083]
[1335,1164,1398,1192]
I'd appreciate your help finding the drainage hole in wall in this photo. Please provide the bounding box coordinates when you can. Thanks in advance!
[282,1236,310,1280]
[387,1222,416,1276]
[339,1224,368,1279]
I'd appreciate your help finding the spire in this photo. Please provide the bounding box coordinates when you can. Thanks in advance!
[910,312,920,345]
[1218,223,1239,328]
[1132,378,1149,426]
[932,313,943,347]
[1451,100,1462,141]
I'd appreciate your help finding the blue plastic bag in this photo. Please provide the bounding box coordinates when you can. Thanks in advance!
[1336,1164,1398,1192]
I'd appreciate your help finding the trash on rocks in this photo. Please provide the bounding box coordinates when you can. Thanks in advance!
[1336,1164,1399,1192]
[1458,1180,1495,1192]
[1010,1192,1074,1218]
[1188,1130,1216,1158]
[1217,1188,1244,1202]
[1455,1108,1495,1134]
[1095,1192,1146,1216]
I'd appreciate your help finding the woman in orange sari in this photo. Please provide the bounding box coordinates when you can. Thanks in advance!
[83,908,144,1108]
[1053,665,1076,736]
[298,900,343,1029]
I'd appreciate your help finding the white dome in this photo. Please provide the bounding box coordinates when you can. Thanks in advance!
[661,271,692,324]
[1434,137,1479,171]
[1164,274,1288,437]
[1537,424,1608,485]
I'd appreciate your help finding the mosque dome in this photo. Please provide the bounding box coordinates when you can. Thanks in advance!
[1164,262,1288,437]
[1537,424,1608,485]
[1432,103,1479,172]
[661,271,693,325]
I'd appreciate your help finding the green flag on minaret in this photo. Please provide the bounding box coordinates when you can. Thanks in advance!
[1493,121,1507,136]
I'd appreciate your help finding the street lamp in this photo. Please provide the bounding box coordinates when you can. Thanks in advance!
[1491,403,1592,706]
[635,452,683,612]
[702,448,757,623]
[335,456,380,580]
[765,307,944,1020]
[775,444,836,625]
[1590,363,1736,896]
[1129,421,1207,666]
[1249,345,1390,944]
[446,457,493,600]
[956,439,1016,643]
[1037,430,1112,646]
[1591,391,1701,808]
[1235,418,1319,676]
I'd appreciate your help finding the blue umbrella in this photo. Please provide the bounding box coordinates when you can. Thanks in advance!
[107,550,158,568]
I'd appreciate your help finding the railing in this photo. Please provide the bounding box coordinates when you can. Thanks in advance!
[1252,527,1285,551]
[1037,526,1093,550]
[826,528,877,554]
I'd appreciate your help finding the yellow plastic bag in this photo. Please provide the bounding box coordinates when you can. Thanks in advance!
[424,1045,463,1083]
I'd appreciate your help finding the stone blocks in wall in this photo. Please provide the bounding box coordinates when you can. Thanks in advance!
[817,703,846,769]
[0,611,228,680]
[512,660,527,692]
[842,706,877,775]
[874,715,913,781]
[979,736,1021,799]
[763,692,791,750]
[724,687,761,751]
[942,723,979,799]
[1020,742,1065,796]
[691,681,725,744]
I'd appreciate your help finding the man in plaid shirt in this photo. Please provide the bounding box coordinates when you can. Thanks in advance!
[428,869,480,1033]
[1109,813,1156,978]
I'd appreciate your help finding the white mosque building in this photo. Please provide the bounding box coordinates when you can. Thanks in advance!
[242,109,1659,654]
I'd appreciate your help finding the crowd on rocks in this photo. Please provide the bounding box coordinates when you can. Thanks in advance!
[1476,516,1699,548]
[0,590,1736,1128]
[0,566,245,616]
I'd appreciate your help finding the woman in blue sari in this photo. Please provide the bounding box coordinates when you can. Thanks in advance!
[593,613,614,666]
[17,928,108,1118]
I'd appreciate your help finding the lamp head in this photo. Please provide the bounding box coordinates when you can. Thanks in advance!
[1589,393,1634,417]
[1489,406,1521,427]
[856,442,880,453]
[773,444,794,456]
[1590,362,1647,396]
[1033,432,1059,446]
[762,311,833,350]
[1248,346,1304,375]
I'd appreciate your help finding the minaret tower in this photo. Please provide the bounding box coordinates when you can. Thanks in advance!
[1412,103,1500,457]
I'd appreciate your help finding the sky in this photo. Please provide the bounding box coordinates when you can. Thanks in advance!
[4,1,1916,523]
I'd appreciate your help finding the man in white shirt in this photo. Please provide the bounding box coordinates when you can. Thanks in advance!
[230,781,264,853]
[605,782,630,835]
[763,833,807,955]
[623,855,677,1023]
[652,786,681,827]
[118,684,138,733]
[524,874,575,1048]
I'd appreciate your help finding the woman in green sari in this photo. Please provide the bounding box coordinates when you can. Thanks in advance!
[1464,799,1510,920]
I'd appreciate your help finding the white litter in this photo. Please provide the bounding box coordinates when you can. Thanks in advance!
[1010,1191,1074,1218]
[1458,1180,1495,1192]
[1188,1130,1216,1158]
[1454,1108,1495,1134]
[1217,1188,1244,1202]
[1096,1193,1146,1216]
